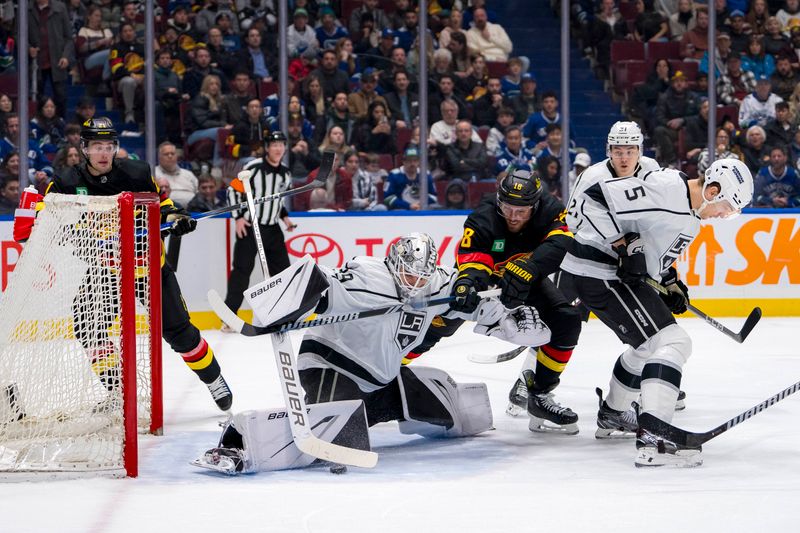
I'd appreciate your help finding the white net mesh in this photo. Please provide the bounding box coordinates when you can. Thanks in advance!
[0,193,159,477]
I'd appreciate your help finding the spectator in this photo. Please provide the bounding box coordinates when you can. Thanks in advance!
[348,0,391,37]
[791,129,800,166]
[384,70,418,129]
[693,71,710,99]
[742,124,771,174]
[28,0,75,118]
[353,101,396,155]
[443,179,468,209]
[187,174,224,212]
[206,26,234,75]
[388,0,412,32]
[0,175,18,215]
[447,31,473,79]
[352,11,380,54]
[718,54,757,105]
[765,101,798,149]
[307,187,336,211]
[461,54,490,102]
[0,151,18,185]
[742,36,776,79]
[236,0,277,35]
[316,6,348,50]
[630,58,673,132]
[352,152,388,211]
[76,5,114,85]
[122,0,147,42]
[763,16,793,56]
[438,8,463,49]
[327,151,357,210]
[228,97,270,160]
[184,46,228,100]
[498,58,525,99]
[364,28,397,70]
[679,7,710,60]
[59,123,81,150]
[187,75,230,165]
[52,144,81,175]
[472,77,504,127]
[319,92,355,145]
[653,71,700,166]
[429,74,469,123]
[220,71,254,126]
[384,146,437,210]
[429,99,481,147]
[669,0,697,42]
[406,32,435,79]
[792,26,800,67]
[235,27,274,81]
[465,7,513,62]
[463,0,498,27]
[789,84,800,121]
[537,155,563,200]
[430,48,454,87]
[110,23,144,125]
[443,119,490,182]
[348,71,388,120]
[533,124,576,166]
[156,177,176,206]
[154,49,188,145]
[30,96,65,154]
[523,90,563,146]
[318,125,352,162]
[777,0,800,37]
[684,98,712,161]
[155,141,199,207]
[635,0,669,42]
[727,9,751,56]
[313,49,350,103]
[66,0,87,37]
[0,93,13,132]
[697,127,742,175]
[740,75,784,128]
[568,152,592,190]
[0,115,53,183]
[770,54,799,101]
[754,145,800,206]
[287,8,319,59]
[589,0,630,79]
[495,125,536,176]
[334,37,358,76]
[287,115,320,178]
[302,75,327,126]
[700,33,734,78]
[395,8,419,52]
[509,73,540,125]
[378,46,409,93]
[195,0,238,37]
[747,0,770,35]
[713,0,731,31]
[486,107,517,156]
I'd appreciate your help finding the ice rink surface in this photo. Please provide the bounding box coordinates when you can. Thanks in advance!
[1,317,798,532]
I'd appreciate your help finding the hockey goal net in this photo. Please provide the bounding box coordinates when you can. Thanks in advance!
[0,192,162,479]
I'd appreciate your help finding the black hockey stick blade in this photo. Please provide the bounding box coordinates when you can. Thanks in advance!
[641,379,800,448]
[467,346,526,364]
[313,150,337,186]
[735,307,762,343]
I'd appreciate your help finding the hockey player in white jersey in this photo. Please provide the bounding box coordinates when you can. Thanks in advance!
[559,159,753,467]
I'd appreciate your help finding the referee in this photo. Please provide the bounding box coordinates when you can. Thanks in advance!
[223,130,295,322]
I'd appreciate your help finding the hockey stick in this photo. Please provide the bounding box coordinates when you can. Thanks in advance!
[644,278,761,343]
[641,379,800,448]
[159,150,337,231]
[209,288,502,337]
[467,346,527,364]
[239,168,378,469]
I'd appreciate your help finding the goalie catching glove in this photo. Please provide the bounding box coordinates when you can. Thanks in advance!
[473,298,551,347]
[613,232,647,285]
[660,267,690,314]
[500,255,537,308]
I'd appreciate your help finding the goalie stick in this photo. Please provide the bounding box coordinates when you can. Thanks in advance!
[159,150,337,231]
[238,163,377,469]
[208,288,502,337]
[467,346,526,364]
[645,278,761,343]
[641,379,800,448]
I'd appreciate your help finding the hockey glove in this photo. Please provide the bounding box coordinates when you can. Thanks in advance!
[165,212,197,237]
[613,232,647,285]
[660,268,690,315]
[500,256,537,308]
[450,275,484,313]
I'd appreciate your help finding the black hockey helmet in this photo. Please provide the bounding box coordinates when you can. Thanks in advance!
[81,117,118,143]
[264,130,288,145]
[497,164,543,208]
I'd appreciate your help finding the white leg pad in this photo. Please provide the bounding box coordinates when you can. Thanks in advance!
[397,366,494,438]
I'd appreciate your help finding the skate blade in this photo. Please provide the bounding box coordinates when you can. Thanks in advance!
[528,417,579,435]
[190,457,239,476]
[634,447,703,468]
[595,427,636,439]
[505,402,527,418]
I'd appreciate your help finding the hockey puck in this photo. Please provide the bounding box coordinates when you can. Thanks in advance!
[329,464,347,474]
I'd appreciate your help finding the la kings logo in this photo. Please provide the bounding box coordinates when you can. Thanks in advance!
[660,233,693,271]
[395,311,426,351]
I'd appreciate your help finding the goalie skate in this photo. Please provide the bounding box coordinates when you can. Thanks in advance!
[505,378,527,417]
[190,447,245,476]
[634,412,702,468]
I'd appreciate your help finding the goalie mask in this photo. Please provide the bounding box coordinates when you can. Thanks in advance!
[697,158,753,219]
[386,233,438,297]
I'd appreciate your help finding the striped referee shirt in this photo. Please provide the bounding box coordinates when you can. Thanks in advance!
[227,158,291,226]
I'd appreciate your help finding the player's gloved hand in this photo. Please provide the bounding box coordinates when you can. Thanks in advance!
[166,212,197,237]
[500,256,537,308]
[660,268,690,314]
[450,276,483,313]
[613,232,647,285]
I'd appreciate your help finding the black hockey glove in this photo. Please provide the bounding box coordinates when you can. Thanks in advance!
[613,232,647,285]
[165,212,197,237]
[500,256,537,308]
[660,268,690,314]
[450,275,485,313]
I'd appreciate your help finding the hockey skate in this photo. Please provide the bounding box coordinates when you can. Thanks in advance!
[506,378,527,417]
[523,371,579,435]
[191,447,245,475]
[634,412,702,468]
[595,388,638,439]
[206,374,234,411]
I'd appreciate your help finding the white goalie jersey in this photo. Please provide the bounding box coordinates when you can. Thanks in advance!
[560,168,701,281]
[297,257,458,393]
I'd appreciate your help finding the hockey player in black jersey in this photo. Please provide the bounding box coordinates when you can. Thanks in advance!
[448,165,583,434]
[45,117,233,411]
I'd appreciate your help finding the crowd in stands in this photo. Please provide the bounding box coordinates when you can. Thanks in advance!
[577,0,800,208]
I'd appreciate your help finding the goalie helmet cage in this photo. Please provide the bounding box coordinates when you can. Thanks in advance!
[0,192,163,479]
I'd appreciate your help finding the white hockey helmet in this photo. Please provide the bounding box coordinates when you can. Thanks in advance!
[606,121,643,157]
[386,233,438,297]
[699,158,753,217]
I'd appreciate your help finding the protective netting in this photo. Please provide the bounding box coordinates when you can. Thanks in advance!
[0,193,158,477]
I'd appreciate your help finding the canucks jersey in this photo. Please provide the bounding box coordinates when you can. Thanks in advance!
[297,257,457,393]
[560,168,700,281]
[566,156,660,233]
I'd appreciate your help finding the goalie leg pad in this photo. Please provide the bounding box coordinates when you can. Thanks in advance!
[397,366,493,438]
